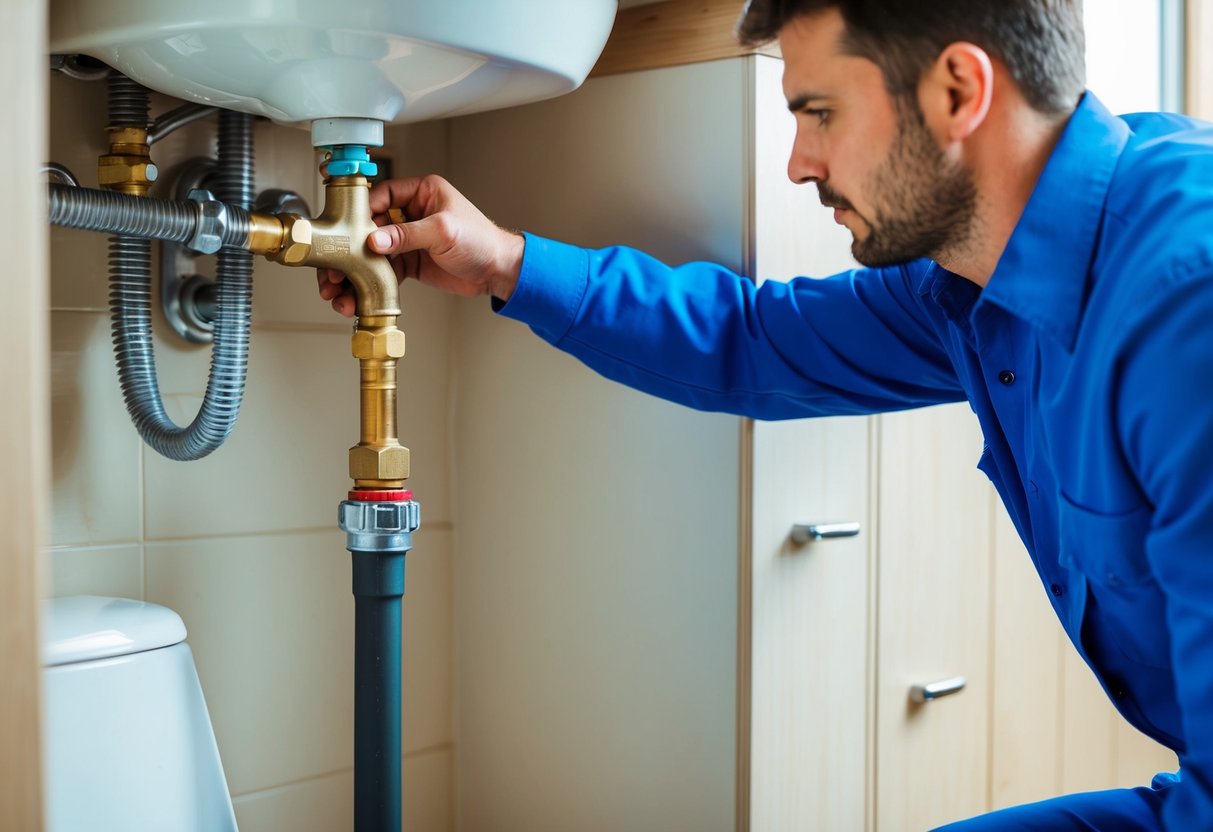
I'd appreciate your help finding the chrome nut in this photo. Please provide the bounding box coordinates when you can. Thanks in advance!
[338,500,421,536]
[187,189,226,255]
[351,328,406,360]
[349,444,410,481]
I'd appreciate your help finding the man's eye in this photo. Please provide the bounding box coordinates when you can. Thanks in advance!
[805,108,831,126]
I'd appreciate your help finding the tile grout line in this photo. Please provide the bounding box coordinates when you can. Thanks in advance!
[141,521,454,547]
[229,742,456,804]
[138,423,147,601]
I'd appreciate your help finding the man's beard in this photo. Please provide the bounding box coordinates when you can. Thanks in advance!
[819,103,977,268]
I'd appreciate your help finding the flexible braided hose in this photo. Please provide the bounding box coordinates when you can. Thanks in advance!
[104,73,256,460]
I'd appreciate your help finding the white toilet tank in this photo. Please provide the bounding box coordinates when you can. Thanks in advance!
[42,595,238,832]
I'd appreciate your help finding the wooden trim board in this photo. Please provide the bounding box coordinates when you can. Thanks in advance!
[0,0,49,829]
[592,0,780,78]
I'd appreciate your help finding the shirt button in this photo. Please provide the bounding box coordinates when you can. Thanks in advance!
[1050,583,1064,597]
[998,370,1016,385]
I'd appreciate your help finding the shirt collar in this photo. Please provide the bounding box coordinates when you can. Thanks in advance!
[980,92,1130,351]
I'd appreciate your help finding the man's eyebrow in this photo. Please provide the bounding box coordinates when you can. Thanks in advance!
[786,92,830,112]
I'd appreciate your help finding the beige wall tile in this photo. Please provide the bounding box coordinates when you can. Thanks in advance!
[232,768,352,832]
[142,326,358,538]
[146,531,355,795]
[146,529,453,797]
[383,120,451,180]
[403,529,453,754]
[46,545,142,600]
[49,311,142,547]
[231,747,453,832]
[403,748,454,832]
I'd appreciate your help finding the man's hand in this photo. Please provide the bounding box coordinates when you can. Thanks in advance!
[316,174,525,317]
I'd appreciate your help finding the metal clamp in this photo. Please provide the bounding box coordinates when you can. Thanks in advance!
[790,522,861,544]
[909,676,967,704]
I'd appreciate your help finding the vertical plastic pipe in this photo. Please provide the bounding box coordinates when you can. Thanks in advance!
[340,496,419,831]
[351,547,405,831]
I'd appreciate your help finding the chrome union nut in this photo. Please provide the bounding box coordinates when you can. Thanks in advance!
[187,189,226,254]
[351,328,406,360]
[338,500,421,536]
[349,444,410,481]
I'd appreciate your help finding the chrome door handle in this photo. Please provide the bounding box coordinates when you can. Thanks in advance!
[789,522,861,544]
[909,676,966,704]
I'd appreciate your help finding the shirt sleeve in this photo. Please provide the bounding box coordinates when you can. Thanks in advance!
[495,233,966,420]
[1118,271,1213,828]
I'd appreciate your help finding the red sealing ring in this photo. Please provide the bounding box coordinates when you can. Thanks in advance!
[347,489,413,502]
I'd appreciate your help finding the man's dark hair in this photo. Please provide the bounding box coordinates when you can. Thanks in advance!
[737,0,1085,115]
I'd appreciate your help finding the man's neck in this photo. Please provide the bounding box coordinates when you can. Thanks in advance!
[937,98,1074,287]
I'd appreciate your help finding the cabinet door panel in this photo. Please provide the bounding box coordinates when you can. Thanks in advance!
[990,505,1064,810]
[749,416,871,832]
[876,405,991,830]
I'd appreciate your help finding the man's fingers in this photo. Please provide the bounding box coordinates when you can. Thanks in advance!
[369,176,434,215]
[332,293,355,318]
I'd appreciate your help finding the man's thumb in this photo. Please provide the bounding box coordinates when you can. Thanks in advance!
[369,227,399,253]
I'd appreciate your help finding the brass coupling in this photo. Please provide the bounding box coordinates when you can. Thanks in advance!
[349,317,410,488]
[248,211,313,265]
[99,126,157,195]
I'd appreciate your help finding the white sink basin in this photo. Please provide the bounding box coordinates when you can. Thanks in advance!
[49,0,616,130]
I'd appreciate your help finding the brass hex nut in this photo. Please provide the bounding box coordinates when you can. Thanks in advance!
[98,160,159,188]
[349,444,410,481]
[277,217,313,266]
[351,328,406,360]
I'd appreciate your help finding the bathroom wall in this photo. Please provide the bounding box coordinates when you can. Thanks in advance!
[45,72,455,831]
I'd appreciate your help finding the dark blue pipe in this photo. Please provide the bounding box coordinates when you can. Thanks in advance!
[351,547,406,831]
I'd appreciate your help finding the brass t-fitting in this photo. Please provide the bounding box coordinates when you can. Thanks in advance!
[260,174,400,318]
[247,171,411,489]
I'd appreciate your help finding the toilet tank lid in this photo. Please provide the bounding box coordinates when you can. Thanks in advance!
[42,595,188,667]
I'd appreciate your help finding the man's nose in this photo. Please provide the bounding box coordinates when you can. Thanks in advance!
[787,137,827,185]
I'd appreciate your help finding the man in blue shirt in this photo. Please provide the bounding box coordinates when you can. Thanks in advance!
[319,1,1213,828]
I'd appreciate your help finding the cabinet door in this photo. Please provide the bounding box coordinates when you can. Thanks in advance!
[748,416,872,832]
[747,54,878,831]
[875,404,993,830]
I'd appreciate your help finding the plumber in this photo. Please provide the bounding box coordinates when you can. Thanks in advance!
[319,1,1213,829]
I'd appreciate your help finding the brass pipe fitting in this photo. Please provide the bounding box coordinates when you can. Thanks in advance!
[99,126,158,195]
[261,174,400,318]
[349,316,410,489]
[250,173,409,489]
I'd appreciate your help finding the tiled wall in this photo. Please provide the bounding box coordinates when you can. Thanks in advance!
[45,72,455,831]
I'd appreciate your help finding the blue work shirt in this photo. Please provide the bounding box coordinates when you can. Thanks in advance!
[496,92,1213,828]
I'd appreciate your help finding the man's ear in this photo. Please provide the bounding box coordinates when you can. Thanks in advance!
[918,42,993,141]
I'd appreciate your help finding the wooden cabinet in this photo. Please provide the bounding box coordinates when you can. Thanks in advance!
[447,53,1174,832]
